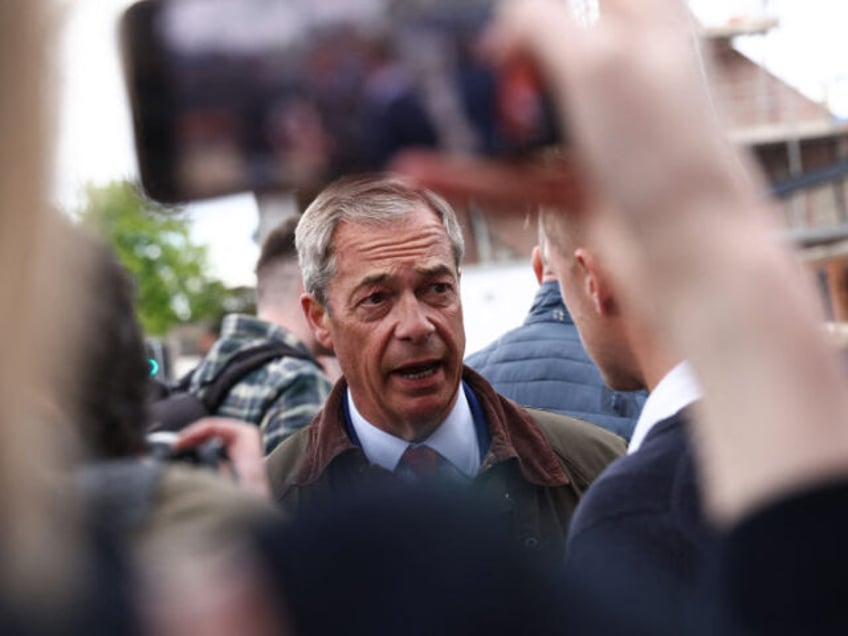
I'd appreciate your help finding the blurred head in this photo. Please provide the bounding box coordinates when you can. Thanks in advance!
[0,0,89,601]
[297,175,466,440]
[253,485,565,636]
[540,204,644,392]
[73,231,150,459]
[255,215,328,355]
[255,216,301,309]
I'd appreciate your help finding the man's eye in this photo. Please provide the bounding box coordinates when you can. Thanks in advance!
[362,292,385,306]
[431,282,451,294]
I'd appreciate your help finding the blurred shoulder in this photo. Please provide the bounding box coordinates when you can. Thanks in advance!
[525,407,626,492]
[143,463,277,550]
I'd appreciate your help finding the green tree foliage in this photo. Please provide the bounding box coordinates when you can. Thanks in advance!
[74,180,232,336]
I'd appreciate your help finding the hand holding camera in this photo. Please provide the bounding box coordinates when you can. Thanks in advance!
[148,419,271,500]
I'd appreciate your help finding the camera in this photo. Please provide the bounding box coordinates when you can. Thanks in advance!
[146,431,228,470]
[121,0,560,203]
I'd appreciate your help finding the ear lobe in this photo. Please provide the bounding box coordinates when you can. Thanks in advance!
[302,294,333,350]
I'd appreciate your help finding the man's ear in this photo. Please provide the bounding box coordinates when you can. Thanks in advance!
[301,293,334,351]
[574,247,616,317]
[531,246,544,285]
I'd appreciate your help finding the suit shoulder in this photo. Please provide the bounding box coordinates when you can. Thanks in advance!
[569,427,695,539]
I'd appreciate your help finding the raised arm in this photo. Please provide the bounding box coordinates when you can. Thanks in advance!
[401,0,848,526]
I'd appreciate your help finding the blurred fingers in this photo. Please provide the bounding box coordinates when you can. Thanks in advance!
[174,417,259,450]
[393,150,585,214]
[175,418,270,500]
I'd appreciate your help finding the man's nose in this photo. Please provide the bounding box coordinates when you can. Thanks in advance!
[394,294,436,342]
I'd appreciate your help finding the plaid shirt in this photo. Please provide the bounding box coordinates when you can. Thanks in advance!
[189,314,332,455]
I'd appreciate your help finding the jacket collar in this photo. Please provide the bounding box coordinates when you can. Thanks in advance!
[292,366,568,488]
[525,281,575,327]
[463,366,569,487]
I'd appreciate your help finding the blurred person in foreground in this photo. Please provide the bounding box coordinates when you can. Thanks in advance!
[0,5,277,631]
[184,216,333,454]
[67,231,285,635]
[0,2,141,633]
[397,0,848,632]
[252,484,566,636]
[466,229,645,440]
[71,231,276,555]
[265,174,626,559]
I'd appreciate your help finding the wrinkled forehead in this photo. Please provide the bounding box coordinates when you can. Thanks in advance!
[331,205,452,262]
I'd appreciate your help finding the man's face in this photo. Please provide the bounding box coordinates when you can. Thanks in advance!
[306,204,465,440]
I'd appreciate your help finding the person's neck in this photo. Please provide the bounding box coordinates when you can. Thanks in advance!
[642,356,685,393]
[352,387,461,443]
[626,323,682,393]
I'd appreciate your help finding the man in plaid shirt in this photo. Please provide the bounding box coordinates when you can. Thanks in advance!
[189,217,333,454]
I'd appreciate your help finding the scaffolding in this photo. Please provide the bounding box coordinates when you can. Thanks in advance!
[702,0,848,319]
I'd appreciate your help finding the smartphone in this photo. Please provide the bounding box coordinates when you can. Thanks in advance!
[121,0,560,203]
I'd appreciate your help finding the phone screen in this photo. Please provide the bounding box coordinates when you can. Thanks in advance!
[122,0,559,203]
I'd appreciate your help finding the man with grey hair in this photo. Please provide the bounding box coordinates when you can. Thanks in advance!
[266,174,625,557]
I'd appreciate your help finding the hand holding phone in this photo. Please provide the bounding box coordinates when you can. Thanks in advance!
[121,0,560,203]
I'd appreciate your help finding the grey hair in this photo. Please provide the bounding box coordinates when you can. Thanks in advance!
[296,174,465,305]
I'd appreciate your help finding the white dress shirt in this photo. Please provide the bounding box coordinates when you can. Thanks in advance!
[628,361,702,454]
[346,388,481,478]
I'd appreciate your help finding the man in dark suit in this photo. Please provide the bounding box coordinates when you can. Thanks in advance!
[540,199,713,626]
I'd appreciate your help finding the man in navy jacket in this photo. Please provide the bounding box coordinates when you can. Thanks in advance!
[540,201,714,629]
[466,243,645,440]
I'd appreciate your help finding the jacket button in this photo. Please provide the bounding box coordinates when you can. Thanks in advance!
[524,537,540,549]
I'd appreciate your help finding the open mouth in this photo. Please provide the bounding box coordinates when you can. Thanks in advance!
[395,361,440,381]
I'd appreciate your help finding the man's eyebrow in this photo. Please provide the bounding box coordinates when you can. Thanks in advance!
[354,265,454,289]
[418,264,456,279]
[349,273,391,302]
[349,265,457,301]
[355,273,390,290]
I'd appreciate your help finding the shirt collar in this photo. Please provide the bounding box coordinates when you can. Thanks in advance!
[287,369,568,489]
[345,388,481,478]
[628,361,701,454]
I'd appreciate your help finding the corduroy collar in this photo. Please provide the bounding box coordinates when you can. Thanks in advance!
[292,366,568,488]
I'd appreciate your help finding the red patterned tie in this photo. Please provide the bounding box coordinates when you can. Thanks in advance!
[396,445,444,480]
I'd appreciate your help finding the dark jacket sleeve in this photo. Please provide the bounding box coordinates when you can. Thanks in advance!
[716,480,848,635]
[563,416,714,633]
